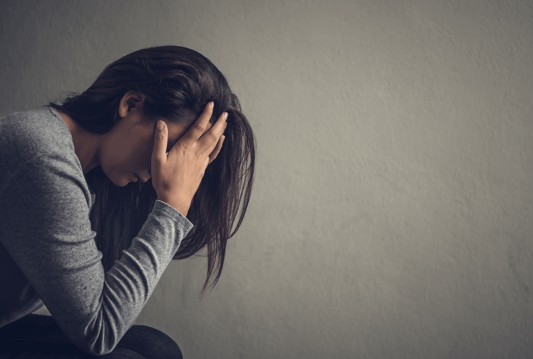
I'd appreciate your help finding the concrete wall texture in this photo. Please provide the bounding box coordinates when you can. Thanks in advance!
[1,0,533,358]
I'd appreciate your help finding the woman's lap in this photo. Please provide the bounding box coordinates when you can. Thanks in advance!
[0,314,183,359]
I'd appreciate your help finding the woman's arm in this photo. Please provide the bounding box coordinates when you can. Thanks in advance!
[0,152,193,356]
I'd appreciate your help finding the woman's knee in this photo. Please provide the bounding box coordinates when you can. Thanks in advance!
[116,325,183,359]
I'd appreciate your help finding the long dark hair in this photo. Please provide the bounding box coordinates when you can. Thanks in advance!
[47,45,256,298]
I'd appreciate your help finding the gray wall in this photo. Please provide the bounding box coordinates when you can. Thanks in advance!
[2,0,533,358]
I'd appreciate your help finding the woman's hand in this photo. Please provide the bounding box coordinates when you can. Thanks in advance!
[151,102,227,216]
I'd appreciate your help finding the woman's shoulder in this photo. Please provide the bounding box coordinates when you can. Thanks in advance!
[0,106,73,157]
[0,106,79,195]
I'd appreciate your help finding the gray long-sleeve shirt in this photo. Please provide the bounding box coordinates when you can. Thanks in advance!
[0,106,194,355]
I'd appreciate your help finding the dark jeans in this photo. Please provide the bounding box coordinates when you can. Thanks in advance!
[0,314,183,359]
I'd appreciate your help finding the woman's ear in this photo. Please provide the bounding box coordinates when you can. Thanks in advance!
[118,91,145,118]
[126,97,137,112]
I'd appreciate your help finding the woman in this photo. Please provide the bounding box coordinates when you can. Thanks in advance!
[0,45,256,358]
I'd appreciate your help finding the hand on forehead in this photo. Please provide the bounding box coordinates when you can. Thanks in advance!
[164,117,215,152]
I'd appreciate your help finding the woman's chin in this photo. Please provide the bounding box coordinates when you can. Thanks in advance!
[113,175,130,187]
[110,172,137,187]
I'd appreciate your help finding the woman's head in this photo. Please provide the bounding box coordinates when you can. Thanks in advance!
[58,90,215,186]
[48,45,256,297]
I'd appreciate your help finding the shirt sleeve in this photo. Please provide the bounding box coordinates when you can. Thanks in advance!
[0,153,194,356]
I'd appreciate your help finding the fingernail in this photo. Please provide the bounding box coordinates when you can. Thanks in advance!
[158,121,165,130]
[223,112,228,119]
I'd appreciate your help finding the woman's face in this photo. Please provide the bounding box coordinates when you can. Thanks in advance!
[59,92,214,186]
[99,94,213,187]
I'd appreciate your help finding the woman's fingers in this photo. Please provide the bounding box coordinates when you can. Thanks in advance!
[209,135,225,164]
[198,112,227,158]
[174,102,227,161]
[152,120,168,165]
[179,102,215,148]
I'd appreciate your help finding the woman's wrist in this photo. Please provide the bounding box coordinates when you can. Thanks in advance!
[157,197,189,217]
